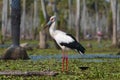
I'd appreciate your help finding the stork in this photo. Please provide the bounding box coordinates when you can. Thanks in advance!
[44,16,85,71]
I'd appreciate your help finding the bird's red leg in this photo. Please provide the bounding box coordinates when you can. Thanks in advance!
[65,51,68,71]
[62,50,65,71]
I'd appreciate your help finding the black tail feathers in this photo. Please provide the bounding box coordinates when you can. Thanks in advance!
[76,43,85,55]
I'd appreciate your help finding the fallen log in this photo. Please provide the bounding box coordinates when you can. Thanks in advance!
[0,71,58,76]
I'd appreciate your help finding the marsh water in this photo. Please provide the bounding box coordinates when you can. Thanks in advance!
[30,54,120,62]
[0,44,120,62]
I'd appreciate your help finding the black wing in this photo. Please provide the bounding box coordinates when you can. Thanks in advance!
[60,34,85,54]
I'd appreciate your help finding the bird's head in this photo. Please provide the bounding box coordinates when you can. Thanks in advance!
[44,16,56,29]
[49,16,56,22]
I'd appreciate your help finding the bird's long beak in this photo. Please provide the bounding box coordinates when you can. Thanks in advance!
[43,20,52,30]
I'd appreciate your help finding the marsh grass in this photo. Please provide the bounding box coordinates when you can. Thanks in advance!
[0,59,120,79]
[0,40,120,79]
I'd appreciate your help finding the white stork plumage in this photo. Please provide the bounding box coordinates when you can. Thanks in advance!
[44,16,85,71]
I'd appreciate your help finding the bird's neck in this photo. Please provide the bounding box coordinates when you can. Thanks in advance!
[49,22,56,37]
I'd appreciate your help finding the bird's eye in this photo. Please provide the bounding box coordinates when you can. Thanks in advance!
[51,18,54,21]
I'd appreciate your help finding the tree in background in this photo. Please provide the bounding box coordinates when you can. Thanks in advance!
[2,0,29,60]
[107,11,113,39]
[110,0,118,46]
[1,0,8,44]
[82,0,87,38]
[33,0,39,39]
[75,0,81,42]
[68,0,73,29]
[39,0,49,49]
[21,0,26,39]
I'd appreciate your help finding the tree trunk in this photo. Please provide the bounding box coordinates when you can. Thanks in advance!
[53,0,58,27]
[68,0,73,29]
[117,1,120,39]
[7,0,12,37]
[11,0,21,46]
[75,0,81,42]
[39,31,46,49]
[33,0,39,39]
[1,0,8,43]
[21,0,26,39]
[108,11,113,39]
[110,0,118,46]
[39,0,49,48]
[82,0,87,38]
[95,1,99,32]
[2,0,29,60]
[41,0,49,21]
